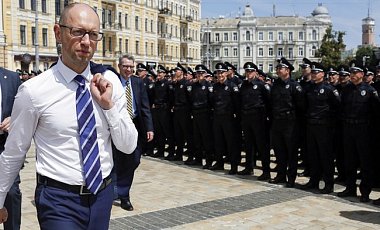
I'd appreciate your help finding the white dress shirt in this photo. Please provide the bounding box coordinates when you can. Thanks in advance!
[0,59,138,208]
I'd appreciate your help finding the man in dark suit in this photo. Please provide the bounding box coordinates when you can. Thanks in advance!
[115,54,154,211]
[0,67,22,230]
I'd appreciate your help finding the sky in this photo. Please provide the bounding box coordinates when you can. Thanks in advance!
[201,0,380,50]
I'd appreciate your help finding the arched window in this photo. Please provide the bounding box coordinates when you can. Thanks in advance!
[246,31,251,41]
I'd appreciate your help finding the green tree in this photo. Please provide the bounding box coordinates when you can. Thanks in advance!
[354,46,377,67]
[315,26,346,68]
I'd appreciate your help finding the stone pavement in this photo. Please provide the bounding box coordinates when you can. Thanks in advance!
[2,148,380,230]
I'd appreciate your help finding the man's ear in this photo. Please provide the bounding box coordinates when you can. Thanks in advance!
[54,24,62,43]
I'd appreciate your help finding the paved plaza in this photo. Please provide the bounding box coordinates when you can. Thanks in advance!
[2,147,380,230]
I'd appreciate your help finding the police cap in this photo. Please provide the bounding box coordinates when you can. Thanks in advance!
[299,57,312,68]
[136,63,147,71]
[224,61,236,71]
[157,64,169,74]
[310,62,325,73]
[276,57,294,71]
[214,62,227,72]
[243,62,258,71]
[195,64,207,73]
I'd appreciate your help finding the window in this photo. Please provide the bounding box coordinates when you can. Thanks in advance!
[32,27,36,45]
[233,32,237,41]
[269,64,274,72]
[151,20,154,32]
[299,31,304,40]
[145,18,148,32]
[258,32,263,41]
[224,48,228,57]
[135,16,139,30]
[44,62,49,71]
[278,47,283,57]
[258,47,263,57]
[145,42,148,55]
[125,14,129,28]
[55,0,60,15]
[289,32,293,41]
[258,64,263,70]
[119,38,122,52]
[311,46,317,57]
[268,31,273,41]
[246,31,250,41]
[108,37,112,52]
[312,30,317,40]
[269,47,273,56]
[298,47,304,56]
[151,43,154,56]
[224,33,228,41]
[215,33,220,42]
[288,47,293,59]
[42,0,47,13]
[19,0,25,9]
[246,46,251,56]
[215,48,220,57]
[31,0,36,11]
[42,28,48,47]
[233,48,238,57]
[136,41,139,54]
[125,39,129,53]
[278,32,283,41]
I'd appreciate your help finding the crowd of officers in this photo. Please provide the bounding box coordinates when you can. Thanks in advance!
[133,56,380,204]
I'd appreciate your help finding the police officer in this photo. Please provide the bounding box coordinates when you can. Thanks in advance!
[300,62,340,194]
[150,65,175,158]
[188,64,215,169]
[337,62,380,202]
[209,63,240,174]
[171,63,194,163]
[225,61,243,85]
[269,57,304,187]
[328,67,339,86]
[238,62,271,180]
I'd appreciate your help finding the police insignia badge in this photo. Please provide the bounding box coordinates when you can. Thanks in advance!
[333,90,339,97]
[202,86,206,90]
[361,90,366,96]
[320,88,324,94]
[208,86,213,92]
[296,85,302,92]
[161,83,165,87]
[285,84,290,89]
[187,86,192,92]
[149,83,154,89]
[224,86,229,91]
[265,84,270,91]
[233,86,239,92]
[180,85,183,88]
[253,85,258,90]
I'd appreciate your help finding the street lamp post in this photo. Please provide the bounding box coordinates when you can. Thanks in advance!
[35,0,39,72]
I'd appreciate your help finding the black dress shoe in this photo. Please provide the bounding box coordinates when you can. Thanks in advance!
[320,185,334,194]
[120,198,134,211]
[373,198,380,205]
[285,181,295,188]
[209,162,224,170]
[173,155,183,161]
[300,180,319,190]
[237,168,253,175]
[152,152,164,158]
[298,170,310,177]
[187,160,202,166]
[184,157,194,165]
[228,168,237,175]
[337,188,357,197]
[334,176,346,183]
[164,154,175,161]
[202,162,212,169]
[257,172,271,181]
[269,176,286,184]
[360,195,370,203]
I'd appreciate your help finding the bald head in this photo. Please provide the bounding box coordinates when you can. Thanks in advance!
[59,3,99,26]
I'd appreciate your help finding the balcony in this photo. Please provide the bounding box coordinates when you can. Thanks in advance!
[161,55,173,61]
[186,15,193,22]
[181,37,193,43]
[159,33,172,39]
[186,57,194,62]
[158,7,172,16]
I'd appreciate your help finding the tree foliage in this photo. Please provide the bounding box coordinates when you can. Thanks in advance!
[315,26,346,68]
[354,46,378,67]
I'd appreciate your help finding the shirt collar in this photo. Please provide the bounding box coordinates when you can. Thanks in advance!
[56,58,91,84]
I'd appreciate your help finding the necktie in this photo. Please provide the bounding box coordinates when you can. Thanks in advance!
[74,75,103,194]
[125,81,134,118]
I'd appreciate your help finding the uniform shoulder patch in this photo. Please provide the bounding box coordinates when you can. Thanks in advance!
[296,85,302,92]
[187,85,192,92]
[149,83,154,89]
[265,84,270,91]
[333,89,339,97]
[233,86,239,92]
[208,86,213,92]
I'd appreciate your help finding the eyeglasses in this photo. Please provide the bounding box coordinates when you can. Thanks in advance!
[121,65,134,69]
[59,25,103,41]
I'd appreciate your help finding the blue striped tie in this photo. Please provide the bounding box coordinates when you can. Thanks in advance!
[74,75,103,194]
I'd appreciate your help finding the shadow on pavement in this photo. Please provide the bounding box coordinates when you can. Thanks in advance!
[340,210,380,225]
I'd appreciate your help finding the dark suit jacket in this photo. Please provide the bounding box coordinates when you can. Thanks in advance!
[128,75,153,135]
[0,67,22,150]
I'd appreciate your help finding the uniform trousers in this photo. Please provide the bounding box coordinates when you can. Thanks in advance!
[173,107,193,157]
[192,109,214,162]
[241,111,270,172]
[152,107,175,156]
[213,113,239,167]
[271,118,298,183]
[343,122,373,196]
[306,122,334,186]
[35,179,113,230]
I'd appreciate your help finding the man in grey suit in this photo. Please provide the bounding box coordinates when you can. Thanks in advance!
[0,67,22,230]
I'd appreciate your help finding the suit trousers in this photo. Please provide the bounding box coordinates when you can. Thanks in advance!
[3,175,21,230]
[34,180,113,230]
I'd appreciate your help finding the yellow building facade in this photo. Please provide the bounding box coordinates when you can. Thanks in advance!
[0,0,201,72]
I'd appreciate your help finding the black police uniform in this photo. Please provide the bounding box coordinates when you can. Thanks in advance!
[150,78,175,158]
[304,81,340,192]
[210,80,240,172]
[188,79,214,168]
[239,78,271,177]
[339,82,380,198]
[172,77,194,162]
[270,77,304,186]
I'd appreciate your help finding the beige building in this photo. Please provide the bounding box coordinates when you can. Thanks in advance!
[0,0,201,72]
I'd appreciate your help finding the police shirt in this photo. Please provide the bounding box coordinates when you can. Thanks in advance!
[210,80,240,115]
[239,78,270,112]
[187,80,212,110]
[305,82,340,120]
